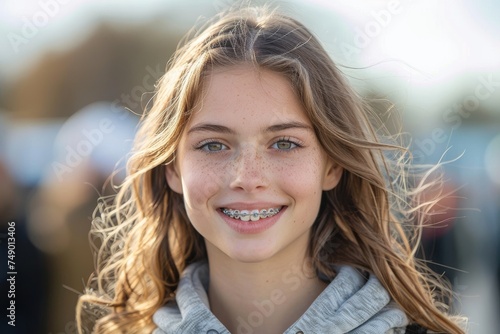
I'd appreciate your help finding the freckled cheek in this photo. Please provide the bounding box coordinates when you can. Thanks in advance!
[181,159,229,207]
[272,154,324,207]
[281,169,321,197]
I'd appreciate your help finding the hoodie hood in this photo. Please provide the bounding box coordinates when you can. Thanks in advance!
[153,261,408,334]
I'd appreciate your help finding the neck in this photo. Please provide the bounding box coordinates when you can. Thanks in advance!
[207,246,327,334]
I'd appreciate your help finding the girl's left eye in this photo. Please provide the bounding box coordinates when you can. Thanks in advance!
[271,139,299,151]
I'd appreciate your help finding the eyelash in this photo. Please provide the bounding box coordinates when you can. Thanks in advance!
[271,137,304,151]
[195,139,228,153]
[194,137,304,153]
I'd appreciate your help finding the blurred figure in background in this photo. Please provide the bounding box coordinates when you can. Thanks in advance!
[1,15,171,332]
[449,126,500,334]
[27,102,137,333]
[485,133,500,306]
[417,173,461,293]
[413,119,500,333]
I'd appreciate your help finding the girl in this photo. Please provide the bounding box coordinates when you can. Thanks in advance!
[77,5,466,334]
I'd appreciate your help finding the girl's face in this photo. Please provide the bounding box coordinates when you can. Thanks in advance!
[167,65,342,264]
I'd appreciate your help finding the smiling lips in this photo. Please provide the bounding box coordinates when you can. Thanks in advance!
[221,207,283,221]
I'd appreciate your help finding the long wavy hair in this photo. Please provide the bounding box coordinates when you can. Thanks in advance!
[77,6,465,333]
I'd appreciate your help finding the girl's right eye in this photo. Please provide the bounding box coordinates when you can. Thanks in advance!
[197,141,228,152]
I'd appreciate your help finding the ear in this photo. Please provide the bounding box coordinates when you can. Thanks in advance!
[166,162,183,194]
[322,159,343,191]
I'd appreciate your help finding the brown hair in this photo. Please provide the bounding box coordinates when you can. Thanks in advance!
[77,5,465,333]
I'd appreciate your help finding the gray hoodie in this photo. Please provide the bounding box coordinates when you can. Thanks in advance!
[153,261,409,334]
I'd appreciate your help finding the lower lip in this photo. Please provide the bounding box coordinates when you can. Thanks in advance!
[218,207,287,234]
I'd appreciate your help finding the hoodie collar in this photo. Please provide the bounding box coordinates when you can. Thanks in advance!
[153,261,408,334]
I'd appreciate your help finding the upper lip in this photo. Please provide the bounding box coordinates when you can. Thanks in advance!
[218,202,285,211]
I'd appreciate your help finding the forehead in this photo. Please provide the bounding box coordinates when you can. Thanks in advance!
[189,65,310,126]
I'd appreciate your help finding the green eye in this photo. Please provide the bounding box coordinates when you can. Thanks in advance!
[200,142,227,152]
[272,140,298,150]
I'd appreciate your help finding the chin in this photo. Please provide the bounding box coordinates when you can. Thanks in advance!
[229,253,275,264]
[220,240,281,264]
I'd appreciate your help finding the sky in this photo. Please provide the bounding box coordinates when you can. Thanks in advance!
[1,0,499,125]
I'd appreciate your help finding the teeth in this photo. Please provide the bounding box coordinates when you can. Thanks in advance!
[222,207,281,221]
[240,210,250,221]
[250,210,260,221]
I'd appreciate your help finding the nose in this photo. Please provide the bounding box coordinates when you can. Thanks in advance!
[229,146,268,192]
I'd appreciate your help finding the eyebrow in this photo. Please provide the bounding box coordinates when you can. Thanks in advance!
[264,121,312,133]
[187,121,313,135]
[187,123,236,135]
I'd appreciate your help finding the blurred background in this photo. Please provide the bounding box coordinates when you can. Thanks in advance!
[0,0,498,333]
